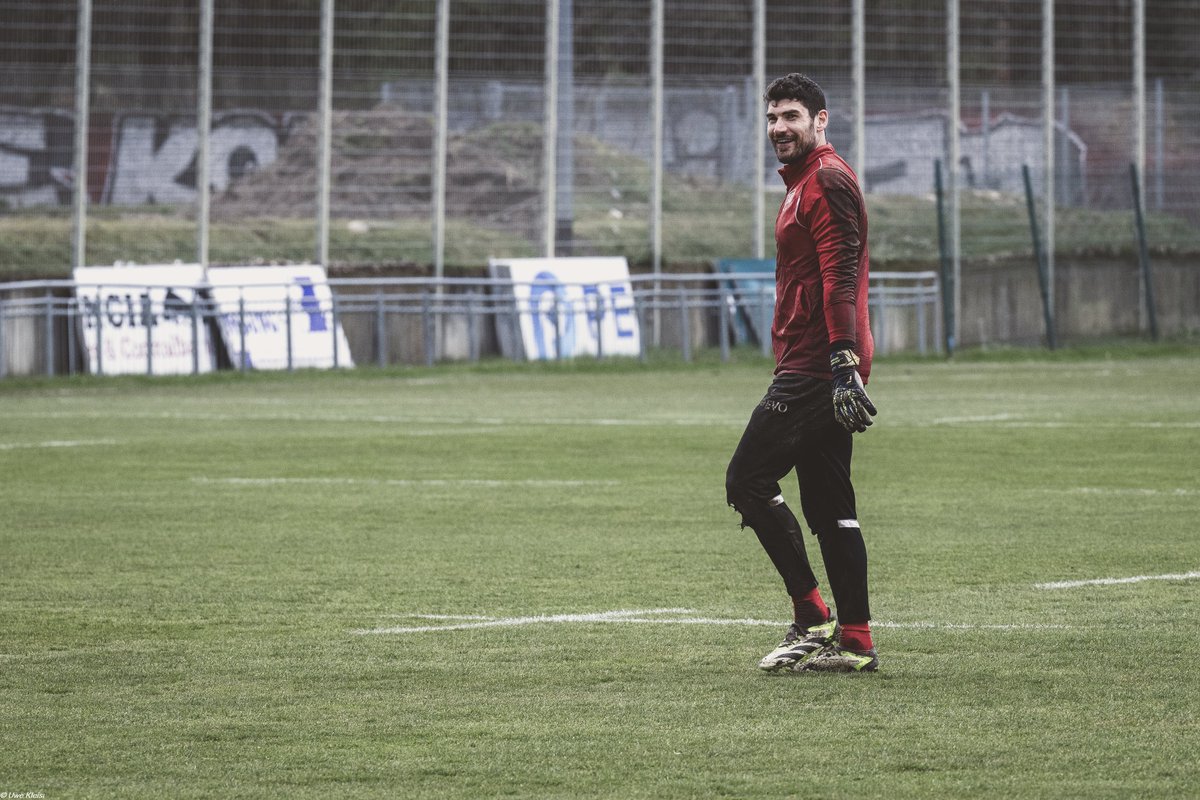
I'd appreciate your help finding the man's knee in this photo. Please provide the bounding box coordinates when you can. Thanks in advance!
[725,468,766,515]
[727,476,788,534]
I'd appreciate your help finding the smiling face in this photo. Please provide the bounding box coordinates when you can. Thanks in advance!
[766,98,828,164]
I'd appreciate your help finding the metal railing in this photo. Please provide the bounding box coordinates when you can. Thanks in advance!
[0,272,941,379]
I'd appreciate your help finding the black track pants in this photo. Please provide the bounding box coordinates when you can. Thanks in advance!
[725,372,871,623]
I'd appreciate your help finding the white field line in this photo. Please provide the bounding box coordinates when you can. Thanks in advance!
[14,410,737,428]
[0,438,118,451]
[385,614,499,621]
[926,418,1200,429]
[13,409,1200,430]
[1061,487,1200,497]
[352,609,1070,636]
[193,476,618,488]
[929,413,1024,425]
[1035,570,1200,590]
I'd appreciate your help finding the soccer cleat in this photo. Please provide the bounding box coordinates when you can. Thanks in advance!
[795,643,879,673]
[757,618,838,672]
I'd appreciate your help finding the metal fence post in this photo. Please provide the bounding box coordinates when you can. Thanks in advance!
[718,286,730,363]
[315,0,334,269]
[934,160,956,356]
[238,294,247,371]
[285,290,294,371]
[44,290,55,377]
[1153,78,1164,210]
[71,0,92,271]
[1022,163,1058,350]
[917,282,928,355]
[1130,163,1159,340]
[197,0,213,267]
[331,294,341,368]
[542,0,559,258]
[422,290,435,367]
[678,287,691,363]
[94,295,104,376]
[143,293,153,375]
[508,296,522,362]
[875,282,888,355]
[466,292,479,362]
[64,299,75,376]
[553,293,562,360]
[635,293,647,363]
[932,274,944,356]
[594,294,604,359]
[191,296,200,375]
[375,291,387,368]
[0,301,7,378]
[1042,0,1055,309]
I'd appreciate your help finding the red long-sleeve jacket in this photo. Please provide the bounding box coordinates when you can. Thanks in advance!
[772,143,874,382]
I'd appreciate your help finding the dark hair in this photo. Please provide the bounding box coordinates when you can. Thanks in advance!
[764,73,827,119]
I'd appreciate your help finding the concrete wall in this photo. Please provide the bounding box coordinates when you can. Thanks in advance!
[959,257,1200,348]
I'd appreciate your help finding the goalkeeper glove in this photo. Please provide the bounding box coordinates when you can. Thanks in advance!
[830,348,877,433]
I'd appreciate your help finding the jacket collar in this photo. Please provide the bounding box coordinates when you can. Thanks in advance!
[778,143,836,186]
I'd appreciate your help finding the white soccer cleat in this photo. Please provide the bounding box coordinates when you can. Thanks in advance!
[757,618,838,672]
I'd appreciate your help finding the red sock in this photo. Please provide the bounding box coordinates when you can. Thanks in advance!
[791,588,830,628]
[840,622,874,652]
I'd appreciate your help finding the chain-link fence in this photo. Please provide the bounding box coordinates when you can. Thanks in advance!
[2,1,1199,353]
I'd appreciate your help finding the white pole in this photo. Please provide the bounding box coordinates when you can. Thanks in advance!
[651,0,664,272]
[852,0,865,181]
[197,0,213,267]
[1133,0,1146,209]
[981,89,989,185]
[1133,0,1147,331]
[71,0,92,269]
[556,0,574,252]
[1153,78,1164,209]
[752,0,765,259]
[433,0,450,280]
[315,0,334,268]
[1042,0,1054,310]
[651,0,664,346]
[542,0,560,257]
[947,0,961,347]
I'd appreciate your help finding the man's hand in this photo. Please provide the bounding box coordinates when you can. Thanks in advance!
[830,348,877,433]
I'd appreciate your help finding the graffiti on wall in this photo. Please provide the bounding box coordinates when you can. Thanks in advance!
[104,111,283,204]
[860,111,1086,202]
[2,100,1086,210]
[0,108,289,209]
[0,108,75,207]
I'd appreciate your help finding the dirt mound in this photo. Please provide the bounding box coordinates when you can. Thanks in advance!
[213,105,541,233]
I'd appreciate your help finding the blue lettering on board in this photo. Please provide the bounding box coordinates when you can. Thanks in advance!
[294,277,328,332]
[528,271,574,359]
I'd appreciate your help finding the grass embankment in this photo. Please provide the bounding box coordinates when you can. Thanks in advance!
[3,188,1197,281]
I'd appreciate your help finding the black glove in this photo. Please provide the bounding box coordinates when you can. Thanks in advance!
[830,348,877,433]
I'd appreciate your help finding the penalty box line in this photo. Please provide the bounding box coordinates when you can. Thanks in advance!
[0,438,119,451]
[352,609,1071,636]
[354,570,1200,635]
[1034,570,1200,590]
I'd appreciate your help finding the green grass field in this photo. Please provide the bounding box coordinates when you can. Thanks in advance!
[2,351,1199,799]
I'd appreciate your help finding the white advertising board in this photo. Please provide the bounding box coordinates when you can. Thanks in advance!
[206,265,353,370]
[489,257,641,361]
[73,264,215,375]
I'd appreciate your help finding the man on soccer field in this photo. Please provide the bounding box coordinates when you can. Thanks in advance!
[725,73,879,673]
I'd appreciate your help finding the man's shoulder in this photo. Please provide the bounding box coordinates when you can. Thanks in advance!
[812,156,861,193]
[795,160,862,219]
